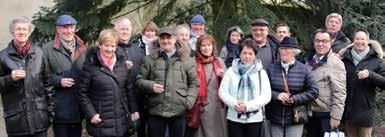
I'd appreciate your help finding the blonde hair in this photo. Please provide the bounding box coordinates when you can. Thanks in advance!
[98,29,119,44]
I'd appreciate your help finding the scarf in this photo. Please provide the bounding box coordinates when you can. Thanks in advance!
[13,40,30,57]
[100,50,116,71]
[237,62,256,101]
[224,40,241,67]
[195,52,223,106]
[141,35,157,55]
[351,46,370,65]
[281,59,295,74]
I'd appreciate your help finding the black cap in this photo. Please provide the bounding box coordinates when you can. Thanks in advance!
[280,37,300,49]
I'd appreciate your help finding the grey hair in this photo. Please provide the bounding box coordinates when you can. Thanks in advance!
[325,13,343,26]
[175,24,190,33]
[293,48,302,55]
[114,17,132,30]
[9,16,34,34]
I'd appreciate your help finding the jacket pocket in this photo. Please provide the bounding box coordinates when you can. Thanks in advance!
[176,89,188,109]
[4,102,26,133]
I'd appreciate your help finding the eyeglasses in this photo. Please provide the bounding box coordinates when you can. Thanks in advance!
[314,39,330,43]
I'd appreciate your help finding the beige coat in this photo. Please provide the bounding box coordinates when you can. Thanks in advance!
[308,51,347,120]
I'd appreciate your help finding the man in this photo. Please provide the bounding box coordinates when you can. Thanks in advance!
[307,13,351,57]
[114,17,142,137]
[0,16,53,137]
[305,29,347,137]
[339,28,385,137]
[136,27,198,137]
[43,14,85,137]
[275,23,291,42]
[189,14,206,54]
[248,18,280,68]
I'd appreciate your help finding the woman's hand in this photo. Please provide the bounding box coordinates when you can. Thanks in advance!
[131,112,140,121]
[235,101,246,113]
[91,114,102,124]
[153,83,164,93]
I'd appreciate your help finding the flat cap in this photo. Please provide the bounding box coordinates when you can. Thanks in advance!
[158,27,175,36]
[251,18,269,27]
[56,15,77,26]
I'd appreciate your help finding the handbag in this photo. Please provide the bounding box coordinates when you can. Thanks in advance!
[281,70,311,124]
[258,71,272,137]
[323,128,345,137]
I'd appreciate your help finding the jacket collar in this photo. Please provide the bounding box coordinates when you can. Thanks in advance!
[339,40,383,60]
[7,40,36,57]
[149,41,190,61]
[53,33,86,62]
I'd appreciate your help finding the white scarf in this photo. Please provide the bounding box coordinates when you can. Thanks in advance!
[351,46,370,65]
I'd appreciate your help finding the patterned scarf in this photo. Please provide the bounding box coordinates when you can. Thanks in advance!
[195,52,223,106]
[351,46,370,65]
[237,62,256,101]
[225,40,241,67]
[13,40,30,57]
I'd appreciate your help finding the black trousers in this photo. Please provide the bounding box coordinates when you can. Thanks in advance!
[147,114,186,137]
[53,123,82,137]
[228,120,262,137]
[136,112,148,137]
[8,131,47,137]
[306,112,332,137]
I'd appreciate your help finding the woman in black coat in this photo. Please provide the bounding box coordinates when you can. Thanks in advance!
[78,29,138,137]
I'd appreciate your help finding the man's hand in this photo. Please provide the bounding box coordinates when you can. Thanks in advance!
[61,78,75,88]
[357,69,369,79]
[330,118,340,129]
[91,114,102,125]
[153,83,164,93]
[11,69,26,81]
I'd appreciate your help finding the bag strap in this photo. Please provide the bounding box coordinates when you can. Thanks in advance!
[281,69,290,94]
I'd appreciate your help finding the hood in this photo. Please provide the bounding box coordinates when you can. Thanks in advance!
[231,58,263,74]
[338,40,383,59]
[149,40,191,61]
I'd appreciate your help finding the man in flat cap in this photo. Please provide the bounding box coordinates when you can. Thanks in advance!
[43,14,86,137]
[247,18,281,68]
[189,14,206,55]
[136,27,198,137]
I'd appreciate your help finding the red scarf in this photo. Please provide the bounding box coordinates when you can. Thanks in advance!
[195,52,223,106]
[14,40,30,57]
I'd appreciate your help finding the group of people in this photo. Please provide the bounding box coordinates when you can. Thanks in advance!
[0,12,384,137]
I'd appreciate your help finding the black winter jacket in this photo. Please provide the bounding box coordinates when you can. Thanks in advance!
[43,38,86,124]
[339,41,385,127]
[0,41,54,136]
[266,61,319,125]
[78,47,137,136]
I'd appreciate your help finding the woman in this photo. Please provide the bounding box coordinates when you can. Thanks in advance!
[219,39,272,137]
[266,37,319,137]
[338,28,385,137]
[220,26,244,68]
[135,21,158,55]
[186,35,227,137]
[78,29,137,137]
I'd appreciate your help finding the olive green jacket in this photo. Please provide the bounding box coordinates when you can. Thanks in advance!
[136,42,199,117]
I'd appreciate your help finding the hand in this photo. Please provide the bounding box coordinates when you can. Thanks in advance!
[91,114,102,125]
[283,98,294,106]
[277,93,290,102]
[357,69,369,79]
[11,69,26,81]
[235,101,246,113]
[126,60,134,69]
[153,83,164,93]
[215,69,225,77]
[330,118,340,129]
[131,112,140,121]
[61,78,75,88]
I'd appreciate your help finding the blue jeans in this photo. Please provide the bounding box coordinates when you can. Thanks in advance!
[147,114,186,137]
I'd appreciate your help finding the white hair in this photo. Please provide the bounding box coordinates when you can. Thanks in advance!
[293,48,302,55]
[325,13,343,26]
[175,24,190,33]
[9,16,34,34]
[114,17,132,30]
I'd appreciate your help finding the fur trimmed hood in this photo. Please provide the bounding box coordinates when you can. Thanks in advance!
[338,40,383,59]
[149,40,191,61]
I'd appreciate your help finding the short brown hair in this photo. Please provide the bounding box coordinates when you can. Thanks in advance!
[275,23,290,32]
[141,21,159,34]
[98,29,119,44]
[196,35,218,56]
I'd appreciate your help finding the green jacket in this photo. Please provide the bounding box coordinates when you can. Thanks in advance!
[136,42,199,117]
